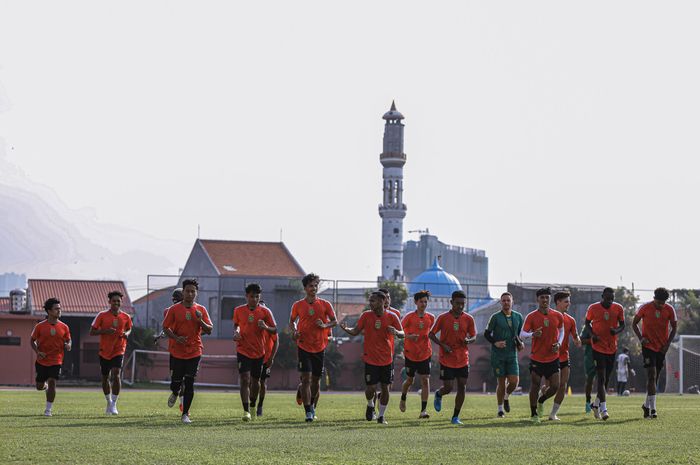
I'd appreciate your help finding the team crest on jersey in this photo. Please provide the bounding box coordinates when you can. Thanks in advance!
[112,319,119,328]
[453,322,459,331]
[655,310,661,319]
[248,314,255,323]
[604,312,610,321]
[544,319,549,328]
[419,321,424,330]
[309,308,315,316]
[185,312,192,321]
[375,320,382,330]
[507,319,513,328]
[50,328,56,336]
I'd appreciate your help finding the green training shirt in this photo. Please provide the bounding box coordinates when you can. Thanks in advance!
[486,310,524,359]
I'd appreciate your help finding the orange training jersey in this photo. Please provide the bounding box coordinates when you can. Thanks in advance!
[162,303,212,359]
[357,310,403,366]
[233,304,276,359]
[585,302,624,355]
[431,311,476,369]
[401,310,435,362]
[91,310,133,360]
[290,298,336,353]
[636,302,677,353]
[386,307,401,355]
[263,331,278,364]
[523,309,563,364]
[31,320,71,367]
[558,312,578,363]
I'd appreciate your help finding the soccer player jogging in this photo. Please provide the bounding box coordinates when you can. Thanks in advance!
[399,290,435,418]
[89,291,133,415]
[520,287,564,423]
[548,290,581,421]
[154,288,183,345]
[580,324,597,413]
[339,291,404,425]
[615,348,632,396]
[289,273,337,422]
[162,279,213,424]
[484,292,524,418]
[633,287,677,419]
[30,298,72,417]
[585,287,625,421]
[429,290,477,426]
[233,283,277,421]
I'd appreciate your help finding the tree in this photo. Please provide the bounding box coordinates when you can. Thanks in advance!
[615,286,641,356]
[674,289,700,335]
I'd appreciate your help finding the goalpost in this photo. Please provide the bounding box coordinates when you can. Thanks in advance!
[122,350,239,388]
[665,335,700,395]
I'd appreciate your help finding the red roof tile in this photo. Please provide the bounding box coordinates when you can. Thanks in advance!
[198,240,305,277]
[0,297,10,312]
[28,279,134,316]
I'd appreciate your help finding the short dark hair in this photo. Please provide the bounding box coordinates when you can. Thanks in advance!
[500,292,513,299]
[245,283,262,294]
[44,297,60,312]
[108,291,124,300]
[182,278,199,290]
[451,290,467,300]
[370,291,387,300]
[654,287,670,301]
[536,287,551,297]
[378,288,390,295]
[414,290,431,301]
[302,273,320,287]
[602,287,615,295]
[553,290,571,304]
[172,288,183,300]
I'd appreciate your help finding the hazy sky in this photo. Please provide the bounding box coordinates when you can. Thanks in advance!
[1,1,698,294]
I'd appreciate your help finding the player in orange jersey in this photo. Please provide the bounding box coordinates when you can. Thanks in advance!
[429,290,477,426]
[90,290,133,415]
[547,290,580,420]
[162,279,213,424]
[30,298,72,417]
[585,287,624,420]
[340,291,404,425]
[399,290,435,418]
[633,287,677,419]
[233,283,277,421]
[254,305,278,418]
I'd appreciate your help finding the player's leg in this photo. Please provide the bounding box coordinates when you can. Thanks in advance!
[169,357,184,408]
[365,367,378,422]
[529,365,542,421]
[377,382,390,424]
[99,357,112,412]
[505,372,518,414]
[400,362,414,413]
[496,376,506,417]
[240,371,252,416]
[452,374,467,425]
[248,357,263,417]
[538,365,559,417]
[180,357,199,423]
[551,364,569,420]
[434,369,453,413]
[298,348,313,412]
[419,373,430,417]
[585,372,594,413]
[310,375,321,414]
[592,352,606,417]
[46,378,57,403]
[257,365,269,416]
[109,366,122,414]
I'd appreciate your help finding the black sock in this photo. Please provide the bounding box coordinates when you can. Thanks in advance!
[258,397,264,409]
[531,405,537,416]
[537,395,546,404]
[453,408,461,418]
[170,380,182,396]
[401,393,407,401]
[243,402,249,412]
[304,404,312,414]
[183,392,194,415]
[421,400,427,411]
[250,399,256,408]
[586,394,591,403]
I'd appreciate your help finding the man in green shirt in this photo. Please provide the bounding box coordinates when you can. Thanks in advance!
[484,292,524,417]
[580,324,597,414]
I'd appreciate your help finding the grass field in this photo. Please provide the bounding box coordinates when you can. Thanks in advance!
[1,389,699,465]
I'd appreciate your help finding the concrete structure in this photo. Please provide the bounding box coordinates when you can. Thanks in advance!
[378,101,407,281]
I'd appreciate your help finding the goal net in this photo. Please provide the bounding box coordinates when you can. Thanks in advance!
[665,335,700,394]
[122,350,239,388]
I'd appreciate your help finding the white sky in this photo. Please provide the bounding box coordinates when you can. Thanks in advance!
[1,1,698,293]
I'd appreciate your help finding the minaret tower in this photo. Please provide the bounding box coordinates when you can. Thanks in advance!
[378,101,407,281]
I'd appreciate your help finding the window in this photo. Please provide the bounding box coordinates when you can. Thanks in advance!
[221,297,246,320]
[0,336,20,346]
[393,228,399,234]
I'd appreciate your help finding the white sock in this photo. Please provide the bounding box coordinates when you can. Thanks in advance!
[649,395,656,410]
[112,395,118,405]
[593,397,600,408]
[46,401,53,411]
[379,403,388,417]
[367,398,375,408]
[498,404,504,413]
[551,403,561,416]
[105,394,112,402]
[644,395,649,408]
[504,392,509,400]
[600,401,607,412]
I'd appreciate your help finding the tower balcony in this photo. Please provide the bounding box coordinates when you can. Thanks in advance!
[380,152,406,168]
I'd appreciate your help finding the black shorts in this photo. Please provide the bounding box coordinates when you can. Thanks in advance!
[35,363,61,383]
[559,359,571,369]
[642,347,665,372]
[529,359,560,379]
[440,364,469,380]
[237,352,264,378]
[170,355,201,380]
[261,363,272,380]
[592,350,616,375]
[99,355,124,376]
[365,363,394,385]
[298,348,325,377]
[405,357,431,377]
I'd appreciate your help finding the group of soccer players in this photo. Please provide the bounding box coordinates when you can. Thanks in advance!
[29,273,678,426]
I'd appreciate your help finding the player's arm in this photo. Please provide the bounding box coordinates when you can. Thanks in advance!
[339,321,361,336]
[89,315,116,336]
[429,327,451,353]
[584,319,598,342]
[195,308,213,335]
[258,311,278,334]
[317,303,338,329]
[232,321,241,341]
[464,320,477,345]
[31,336,47,359]
[611,316,625,335]
[632,313,647,344]
[122,319,133,339]
[269,336,280,363]
[289,306,300,339]
[662,320,678,354]
[388,317,404,339]
[483,316,500,346]
[572,321,582,347]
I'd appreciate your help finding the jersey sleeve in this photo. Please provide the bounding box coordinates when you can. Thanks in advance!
[517,313,524,334]
[635,305,645,319]
[467,316,476,337]
[669,305,677,322]
[91,313,102,330]
[264,308,276,328]
[126,314,133,331]
[486,314,496,332]
[585,305,593,322]
[162,307,175,330]
[570,317,578,337]
[617,305,625,322]
[401,313,411,330]
[290,303,299,323]
[523,313,533,332]
[430,314,443,335]
[324,301,336,321]
[63,324,72,342]
[356,313,367,332]
[391,313,403,331]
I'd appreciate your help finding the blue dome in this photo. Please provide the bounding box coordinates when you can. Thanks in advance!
[408,258,463,297]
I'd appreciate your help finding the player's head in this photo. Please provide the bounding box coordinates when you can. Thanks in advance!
[107,290,123,310]
[369,291,386,313]
[553,290,571,312]
[450,290,467,314]
[536,287,551,309]
[653,287,670,307]
[302,273,320,297]
[378,288,391,308]
[623,347,630,354]
[500,292,513,311]
[245,283,262,308]
[43,297,61,316]
[172,288,184,304]
[182,279,199,304]
[414,290,430,312]
[600,287,615,307]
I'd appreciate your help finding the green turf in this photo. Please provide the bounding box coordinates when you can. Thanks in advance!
[1,389,699,464]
